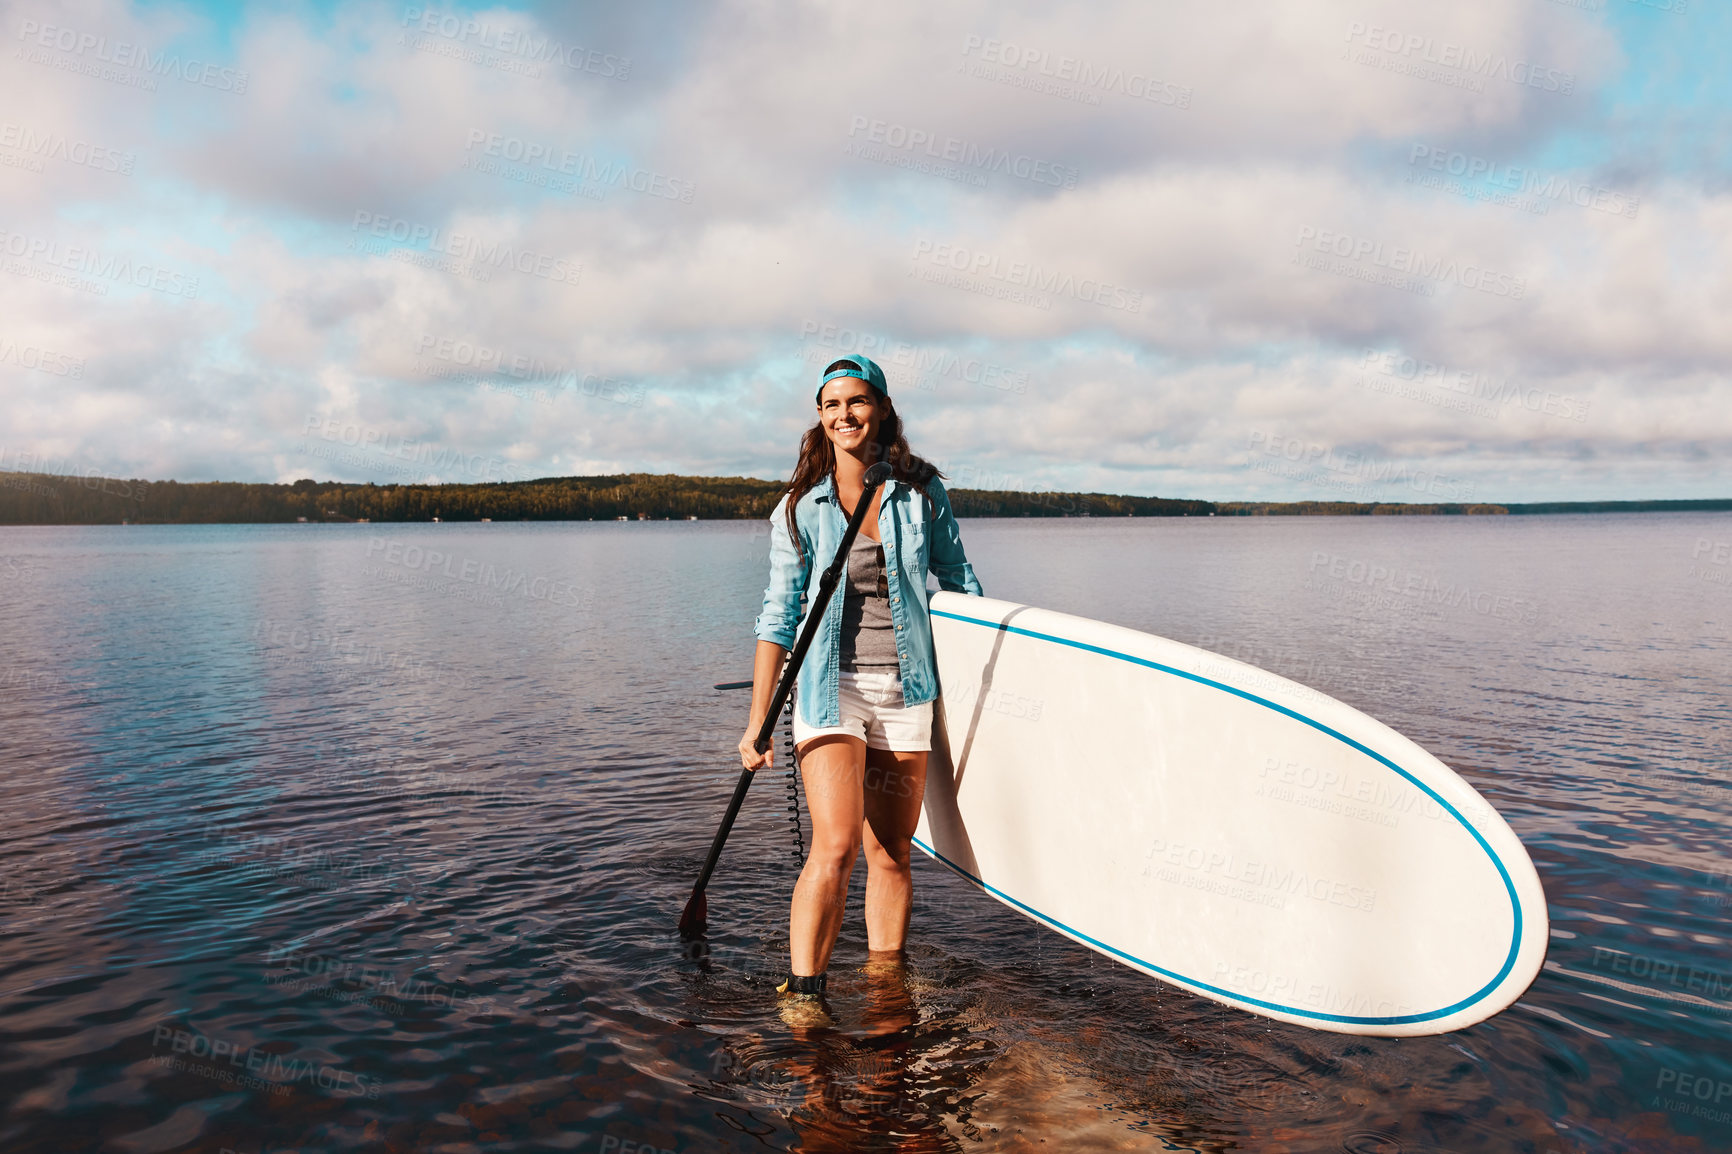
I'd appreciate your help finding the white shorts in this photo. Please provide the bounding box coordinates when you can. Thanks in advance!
[793,669,933,752]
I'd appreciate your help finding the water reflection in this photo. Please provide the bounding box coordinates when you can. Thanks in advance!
[1,517,1728,1151]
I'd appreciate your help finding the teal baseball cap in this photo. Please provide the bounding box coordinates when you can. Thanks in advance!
[816,353,889,402]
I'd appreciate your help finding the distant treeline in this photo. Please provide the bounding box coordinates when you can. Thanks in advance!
[1215,501,1512,516]
[1,470,1728,525]
[947,488,1212,517]
[1500,499,1732,515]
[1213,498,1732,516]
[0,472,785,524]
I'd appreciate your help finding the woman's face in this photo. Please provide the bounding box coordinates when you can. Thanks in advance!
[817,378,886,457]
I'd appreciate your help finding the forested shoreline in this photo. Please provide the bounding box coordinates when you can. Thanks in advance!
[1,470,1727,525]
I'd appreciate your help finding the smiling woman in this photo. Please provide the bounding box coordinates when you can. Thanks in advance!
[741,353,984,1009]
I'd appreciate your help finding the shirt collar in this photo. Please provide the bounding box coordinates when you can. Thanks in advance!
[813,473,899,503]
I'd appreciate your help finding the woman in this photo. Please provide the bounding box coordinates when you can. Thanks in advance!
[743,352,983,1002]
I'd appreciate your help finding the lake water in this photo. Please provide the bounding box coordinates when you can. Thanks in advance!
[1,514,1729,1153]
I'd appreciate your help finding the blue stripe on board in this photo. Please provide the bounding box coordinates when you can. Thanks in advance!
[927,606,1525,1027]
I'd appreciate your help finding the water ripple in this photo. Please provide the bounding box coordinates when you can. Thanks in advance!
[2,516,1729,1151]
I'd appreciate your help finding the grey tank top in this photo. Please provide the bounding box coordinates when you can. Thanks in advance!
[838,533,899,670]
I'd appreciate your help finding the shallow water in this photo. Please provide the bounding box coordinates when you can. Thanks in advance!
[1,514,1729,1153]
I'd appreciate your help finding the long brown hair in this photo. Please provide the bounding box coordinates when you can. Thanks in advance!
[784,362,944,544]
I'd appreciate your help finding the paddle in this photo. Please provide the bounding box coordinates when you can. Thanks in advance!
[679,461,893,937]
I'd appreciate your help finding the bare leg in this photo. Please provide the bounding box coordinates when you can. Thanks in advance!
[789,735,865,977]
[861,747,929,954]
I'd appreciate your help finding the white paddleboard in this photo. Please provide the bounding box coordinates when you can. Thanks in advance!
[914,591,1548,1036]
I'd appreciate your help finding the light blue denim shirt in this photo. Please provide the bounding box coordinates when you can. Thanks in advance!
[754,474,983,728]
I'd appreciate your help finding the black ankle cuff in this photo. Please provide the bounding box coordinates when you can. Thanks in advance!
[784,972,827,995]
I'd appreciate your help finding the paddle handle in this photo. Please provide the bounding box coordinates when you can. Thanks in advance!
[687,767,758,900]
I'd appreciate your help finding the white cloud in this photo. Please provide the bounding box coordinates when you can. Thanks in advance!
[0,0,1721,502]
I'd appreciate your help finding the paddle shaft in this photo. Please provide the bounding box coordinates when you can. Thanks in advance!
[684,463,891,905]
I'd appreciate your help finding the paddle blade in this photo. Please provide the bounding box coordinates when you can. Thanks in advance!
[677,889,708,938]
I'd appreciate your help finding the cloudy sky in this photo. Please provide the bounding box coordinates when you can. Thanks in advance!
[0,0,1726,502]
